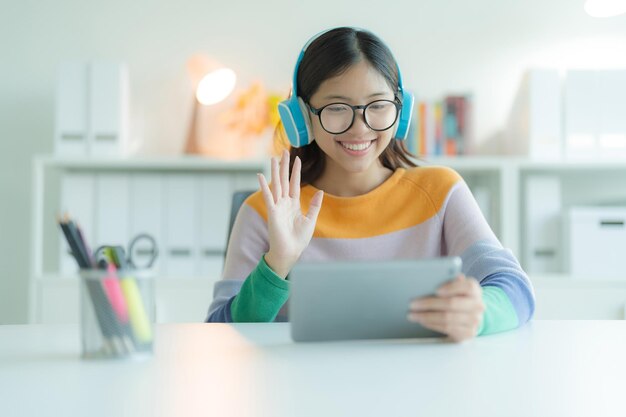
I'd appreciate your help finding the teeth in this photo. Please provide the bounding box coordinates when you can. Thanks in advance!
[341,141,372,151]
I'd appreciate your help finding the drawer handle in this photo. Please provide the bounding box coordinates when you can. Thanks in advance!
[136,248,157,256]
[169,248,191,257]
[202,249,224,257]
[95,134,117,142]
[61,134,84,141]
[534,249,556,257]
[600,220,624,227]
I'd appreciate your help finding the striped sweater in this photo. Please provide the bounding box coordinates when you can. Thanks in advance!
[207,166,535,335]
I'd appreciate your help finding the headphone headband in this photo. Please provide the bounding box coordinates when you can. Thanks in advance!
[291,28,333,97]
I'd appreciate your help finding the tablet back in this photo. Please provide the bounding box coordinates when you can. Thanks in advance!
[289,257,462,342]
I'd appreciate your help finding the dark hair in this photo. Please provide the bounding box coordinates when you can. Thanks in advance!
[278,27,419,184]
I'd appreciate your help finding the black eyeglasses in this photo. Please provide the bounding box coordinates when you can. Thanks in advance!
[308,99,401,135]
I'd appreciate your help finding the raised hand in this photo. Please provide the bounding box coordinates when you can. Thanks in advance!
[258,150,324,278]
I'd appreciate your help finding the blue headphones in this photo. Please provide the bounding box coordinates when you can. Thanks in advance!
[278,28,415,148]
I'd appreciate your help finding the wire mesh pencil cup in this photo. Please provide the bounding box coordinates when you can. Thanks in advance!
[79,268,155,359]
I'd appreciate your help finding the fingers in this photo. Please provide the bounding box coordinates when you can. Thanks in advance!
[409,295,483,313]
[407,310,481,342]
[257,174,275,209]
[305,190,324,222]
[280,149,290,198]
[407,310,482,328]
[290,156,301,199]
[271,157,281,203]
[437,274,481,297]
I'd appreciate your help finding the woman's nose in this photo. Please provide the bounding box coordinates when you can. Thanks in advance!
[348,109,370,134]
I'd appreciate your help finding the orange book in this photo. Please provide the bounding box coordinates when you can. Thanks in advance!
[419,102,427,156]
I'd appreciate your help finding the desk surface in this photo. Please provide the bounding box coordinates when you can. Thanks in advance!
[1,321,625,417]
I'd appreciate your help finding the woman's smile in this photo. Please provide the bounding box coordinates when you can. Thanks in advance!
[336,139,377,156]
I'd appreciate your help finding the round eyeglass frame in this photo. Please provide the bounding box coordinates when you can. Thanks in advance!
[307,99,402,135]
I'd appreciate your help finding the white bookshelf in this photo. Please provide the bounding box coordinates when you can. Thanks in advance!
[428,156,626,320]
[30,155,626,323]
[30,155,269,324]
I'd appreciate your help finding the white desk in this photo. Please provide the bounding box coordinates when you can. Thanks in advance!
[1,321,625,417]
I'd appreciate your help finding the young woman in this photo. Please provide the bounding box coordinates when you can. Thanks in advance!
[207,27,535,342]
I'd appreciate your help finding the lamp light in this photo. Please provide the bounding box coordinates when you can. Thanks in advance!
[185,54,237,154]
[584,0,626,18]
[196,68,237,105]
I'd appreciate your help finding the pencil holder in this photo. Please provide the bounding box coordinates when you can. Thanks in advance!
[78,268,155,359]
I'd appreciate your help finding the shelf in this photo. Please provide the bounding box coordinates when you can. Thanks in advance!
[36,273,217,282]
[35,154,626,172]
[421,156,512,171]
[424,156,626,171]
[531,274,626,288]
[34,154,268,171]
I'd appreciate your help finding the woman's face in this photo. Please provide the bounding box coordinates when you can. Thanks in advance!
[307,60,397,175]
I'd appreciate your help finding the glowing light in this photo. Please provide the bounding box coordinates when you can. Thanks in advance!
[584,0,626,18]
[196,68,237,106]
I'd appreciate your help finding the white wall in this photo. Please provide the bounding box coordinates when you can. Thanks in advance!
[2,0,626,323]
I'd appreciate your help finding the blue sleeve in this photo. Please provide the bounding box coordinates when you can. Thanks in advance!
[205,295,236,323]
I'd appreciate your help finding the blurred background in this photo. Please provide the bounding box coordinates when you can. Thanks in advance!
[2,0,626,325]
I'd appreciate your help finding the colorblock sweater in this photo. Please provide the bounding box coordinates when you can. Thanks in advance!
[206,166,535,335]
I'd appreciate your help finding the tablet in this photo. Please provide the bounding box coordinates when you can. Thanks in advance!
[289,256,462,342]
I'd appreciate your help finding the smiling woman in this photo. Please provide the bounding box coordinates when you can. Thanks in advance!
[207,27,535,344]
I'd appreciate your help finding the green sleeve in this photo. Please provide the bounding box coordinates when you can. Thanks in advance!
[230,255,290,322]
[477,286,520,336]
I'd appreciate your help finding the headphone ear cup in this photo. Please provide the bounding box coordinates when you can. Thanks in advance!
[395,91,415,140]
[297,97,313,145]
[278,96,311,148]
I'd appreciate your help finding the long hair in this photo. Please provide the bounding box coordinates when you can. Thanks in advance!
[275,27,419,185]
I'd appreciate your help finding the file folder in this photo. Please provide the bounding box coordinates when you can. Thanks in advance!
[564,70,598,159]
[89,61,129,157]
[163,175,198,276]
[95,174,130,249]
[198,175,231,277]
[130,174,164,272]
[55,61,89,156]
[524,175,562,273]
[507,69,562,159]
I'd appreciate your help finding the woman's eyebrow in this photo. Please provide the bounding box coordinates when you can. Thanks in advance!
[321,92,390,100]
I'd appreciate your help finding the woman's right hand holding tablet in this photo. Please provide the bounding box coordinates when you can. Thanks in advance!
[258,150,324,278]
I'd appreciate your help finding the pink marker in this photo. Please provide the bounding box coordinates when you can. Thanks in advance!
[102,263,129,323]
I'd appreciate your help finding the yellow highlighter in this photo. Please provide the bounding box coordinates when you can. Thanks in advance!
[119,275,153,346]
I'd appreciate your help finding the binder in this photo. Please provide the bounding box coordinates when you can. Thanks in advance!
[524,175,562,273]
[95,174,130,249]
[89,62,129,157]
[596,70,626,158]
[507,69,562,159]
[564,70,598,159]
[163,175,198,276]
[198,175,232,277]
[55,61,89,156]
[424,102,436,157]
[60,173,95,274]
[129,174,163,272]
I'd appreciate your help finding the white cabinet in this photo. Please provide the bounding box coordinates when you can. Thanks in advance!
[30,156,267,324]
[427,157,626,320]
[31,155,626,323]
